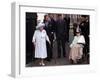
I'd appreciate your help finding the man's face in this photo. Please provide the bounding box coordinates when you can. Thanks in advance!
[46,16,50,21]
[45,16,48,20]
[49,14,53,18]
[81,16,86,22]
[58,15,62,20]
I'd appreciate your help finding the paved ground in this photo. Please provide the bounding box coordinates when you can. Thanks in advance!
[26,57,89,67]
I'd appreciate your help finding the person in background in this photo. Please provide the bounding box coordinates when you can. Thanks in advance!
[73,23,80,36]
[32,22,50,66]
[69,30,85,64]
[43,15,56,61]
[56,14,67,58]
[64,15,70,42]
[79,15,89,60]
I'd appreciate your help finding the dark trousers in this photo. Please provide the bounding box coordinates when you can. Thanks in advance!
[83,36,89,55]
[57,36,66,58]
[46,34,54,61]
[82,36,89,62]
[66,29,69,42]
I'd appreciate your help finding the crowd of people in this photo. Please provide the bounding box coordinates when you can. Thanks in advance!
[32,14,89,66]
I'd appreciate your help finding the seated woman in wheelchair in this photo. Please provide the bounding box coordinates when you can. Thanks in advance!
[69,30,85,64]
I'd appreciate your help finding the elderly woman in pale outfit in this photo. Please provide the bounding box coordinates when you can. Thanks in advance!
[32,22,50,66]
[69,31,85,64]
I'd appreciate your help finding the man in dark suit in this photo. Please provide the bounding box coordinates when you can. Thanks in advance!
[43,15,56,61]
[79,15,89,59]
[56,14,67,58]
[64,15,70,42]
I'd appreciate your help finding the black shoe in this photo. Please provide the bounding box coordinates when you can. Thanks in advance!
[69,59,74,64]
[46,59,51,62]
[63,55,66,57]
[58,56,61,58]
[77,59,82,64]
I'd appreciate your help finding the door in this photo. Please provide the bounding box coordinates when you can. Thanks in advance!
[26,12,37,64]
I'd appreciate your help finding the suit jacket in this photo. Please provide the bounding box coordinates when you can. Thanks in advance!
[55,19,67,39]
[79,21,89,36]
[43,19,56,40]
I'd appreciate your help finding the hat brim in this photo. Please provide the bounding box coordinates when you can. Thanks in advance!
[36,24,45,29]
